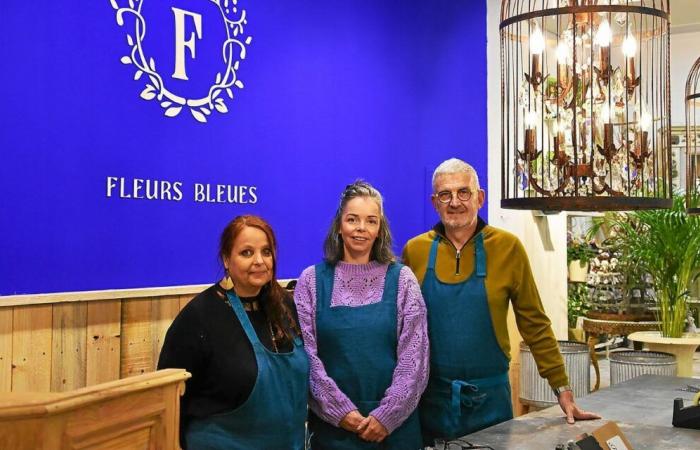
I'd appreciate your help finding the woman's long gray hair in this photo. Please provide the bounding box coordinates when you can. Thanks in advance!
[323,180,395,265]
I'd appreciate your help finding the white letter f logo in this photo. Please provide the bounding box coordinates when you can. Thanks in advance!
[172,7,202,81]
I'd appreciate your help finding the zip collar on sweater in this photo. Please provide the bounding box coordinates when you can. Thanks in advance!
[431,217,487,275]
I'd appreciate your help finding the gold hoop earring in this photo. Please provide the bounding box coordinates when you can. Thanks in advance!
[221,269,234,291]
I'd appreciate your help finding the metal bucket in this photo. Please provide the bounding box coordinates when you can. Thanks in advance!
[519,340,590,408]
[609,351,677,385]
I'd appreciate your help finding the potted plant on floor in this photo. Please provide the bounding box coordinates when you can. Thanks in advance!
[567,236,595,282]
[592,196,700,337]
[590,196,700,375]
[567,282,590,342]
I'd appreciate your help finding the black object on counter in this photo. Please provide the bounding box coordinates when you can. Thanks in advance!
[672,398,700,430]
[575,435,604,450]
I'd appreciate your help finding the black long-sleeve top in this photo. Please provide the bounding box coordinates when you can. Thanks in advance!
[157,283,297,446]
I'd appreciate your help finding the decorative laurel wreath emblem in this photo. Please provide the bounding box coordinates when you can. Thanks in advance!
[109,0,252,122]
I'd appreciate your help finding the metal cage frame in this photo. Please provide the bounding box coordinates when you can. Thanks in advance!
[500,0,672,211]
[686,56,700,214]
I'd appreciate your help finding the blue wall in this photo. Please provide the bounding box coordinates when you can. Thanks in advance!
[0,0,487,295]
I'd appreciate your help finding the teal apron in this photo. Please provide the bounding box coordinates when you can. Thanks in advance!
[308,262,422,450]
[419,233,513,444]
[185,291,309,450]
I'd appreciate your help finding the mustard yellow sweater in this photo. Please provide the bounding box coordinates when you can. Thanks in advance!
[401,220,568,388]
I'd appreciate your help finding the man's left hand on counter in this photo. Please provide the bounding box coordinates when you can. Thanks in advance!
[557,390,601,424]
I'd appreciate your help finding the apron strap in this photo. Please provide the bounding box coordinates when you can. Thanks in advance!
[314,262,335,314]
[474,233,486,278]
[381,262,403,305]
[427,236,440,271]
[451,380,479,417]
[226,291,263,349]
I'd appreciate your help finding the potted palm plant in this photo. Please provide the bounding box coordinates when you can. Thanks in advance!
[589,196,700,376]
[592,196,700,337]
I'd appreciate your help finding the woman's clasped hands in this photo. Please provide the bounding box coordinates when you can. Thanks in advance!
[339,410,389,443]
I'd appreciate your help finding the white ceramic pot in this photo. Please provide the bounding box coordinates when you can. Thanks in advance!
[568,260,589,282]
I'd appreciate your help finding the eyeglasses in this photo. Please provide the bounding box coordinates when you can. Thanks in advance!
[432,439,495,450]
[435,188,473,204]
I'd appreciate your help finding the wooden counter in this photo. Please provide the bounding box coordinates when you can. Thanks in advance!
[457,375,700,450]
[0,368,190,450]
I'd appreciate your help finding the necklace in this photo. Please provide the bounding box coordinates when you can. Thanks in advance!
[241,300,260,311]
[226,292,278,352]
[268,320,279,353]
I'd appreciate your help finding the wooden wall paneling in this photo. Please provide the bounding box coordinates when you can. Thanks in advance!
[51,302,88,392]
[0,308,13,392]
[86,300,122,386]
[179,293,194,311]
[11,304,53,392]
[120,298,154,378]
[151,295,180,369]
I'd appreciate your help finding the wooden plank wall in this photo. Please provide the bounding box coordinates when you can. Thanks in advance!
[0,290,528,413]
[0,295,193,393]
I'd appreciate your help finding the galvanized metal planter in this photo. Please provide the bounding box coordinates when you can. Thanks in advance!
[609,350,677,385]
[519,340,590,408]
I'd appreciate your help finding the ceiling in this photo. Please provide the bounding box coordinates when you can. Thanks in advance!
[671,0,700,33]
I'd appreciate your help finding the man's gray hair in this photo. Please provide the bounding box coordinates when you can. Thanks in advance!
[432,158,481,192]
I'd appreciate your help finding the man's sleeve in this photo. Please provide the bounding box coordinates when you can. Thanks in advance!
[510,239,569,389]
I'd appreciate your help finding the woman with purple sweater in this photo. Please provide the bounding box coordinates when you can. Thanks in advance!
[295,180,429,449]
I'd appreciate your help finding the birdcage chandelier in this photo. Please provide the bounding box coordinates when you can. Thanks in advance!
[686,56,700,214]
[500,0,672,211]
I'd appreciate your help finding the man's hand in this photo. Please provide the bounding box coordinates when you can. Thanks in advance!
[357,415,389,442]
[557,390,601,424]
[339,410,365,433]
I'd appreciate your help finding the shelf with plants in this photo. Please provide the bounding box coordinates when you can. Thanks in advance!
[585,246,656,322]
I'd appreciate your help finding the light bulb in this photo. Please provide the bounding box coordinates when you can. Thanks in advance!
[639,112,652,131]
[530,26,545,55]
[525,110,538,129]
[556,42,568,64]
[622,34,637,57]
[595,20,612,47]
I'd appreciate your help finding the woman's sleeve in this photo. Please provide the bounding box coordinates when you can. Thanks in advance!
[369,266,430,433]
[294,267,358,426]
[157,300,207,449]
[157,302,207,374]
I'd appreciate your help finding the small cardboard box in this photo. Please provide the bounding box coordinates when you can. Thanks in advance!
[590,421,634,450]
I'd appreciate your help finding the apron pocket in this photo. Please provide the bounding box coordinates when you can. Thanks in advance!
[419,391,460,439]
[460,380,512,434]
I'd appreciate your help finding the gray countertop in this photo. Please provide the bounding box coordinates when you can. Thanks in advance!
[458,375,700,450]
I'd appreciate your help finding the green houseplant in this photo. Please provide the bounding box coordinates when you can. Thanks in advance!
[567,282,590,342]
[567,236,595,282]
[567,238,596,267]
[590,196,700,337]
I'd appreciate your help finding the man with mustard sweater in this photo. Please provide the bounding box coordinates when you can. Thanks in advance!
[402,158,598,444]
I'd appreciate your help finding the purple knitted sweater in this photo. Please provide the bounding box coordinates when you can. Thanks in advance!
[294,261,429,433]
